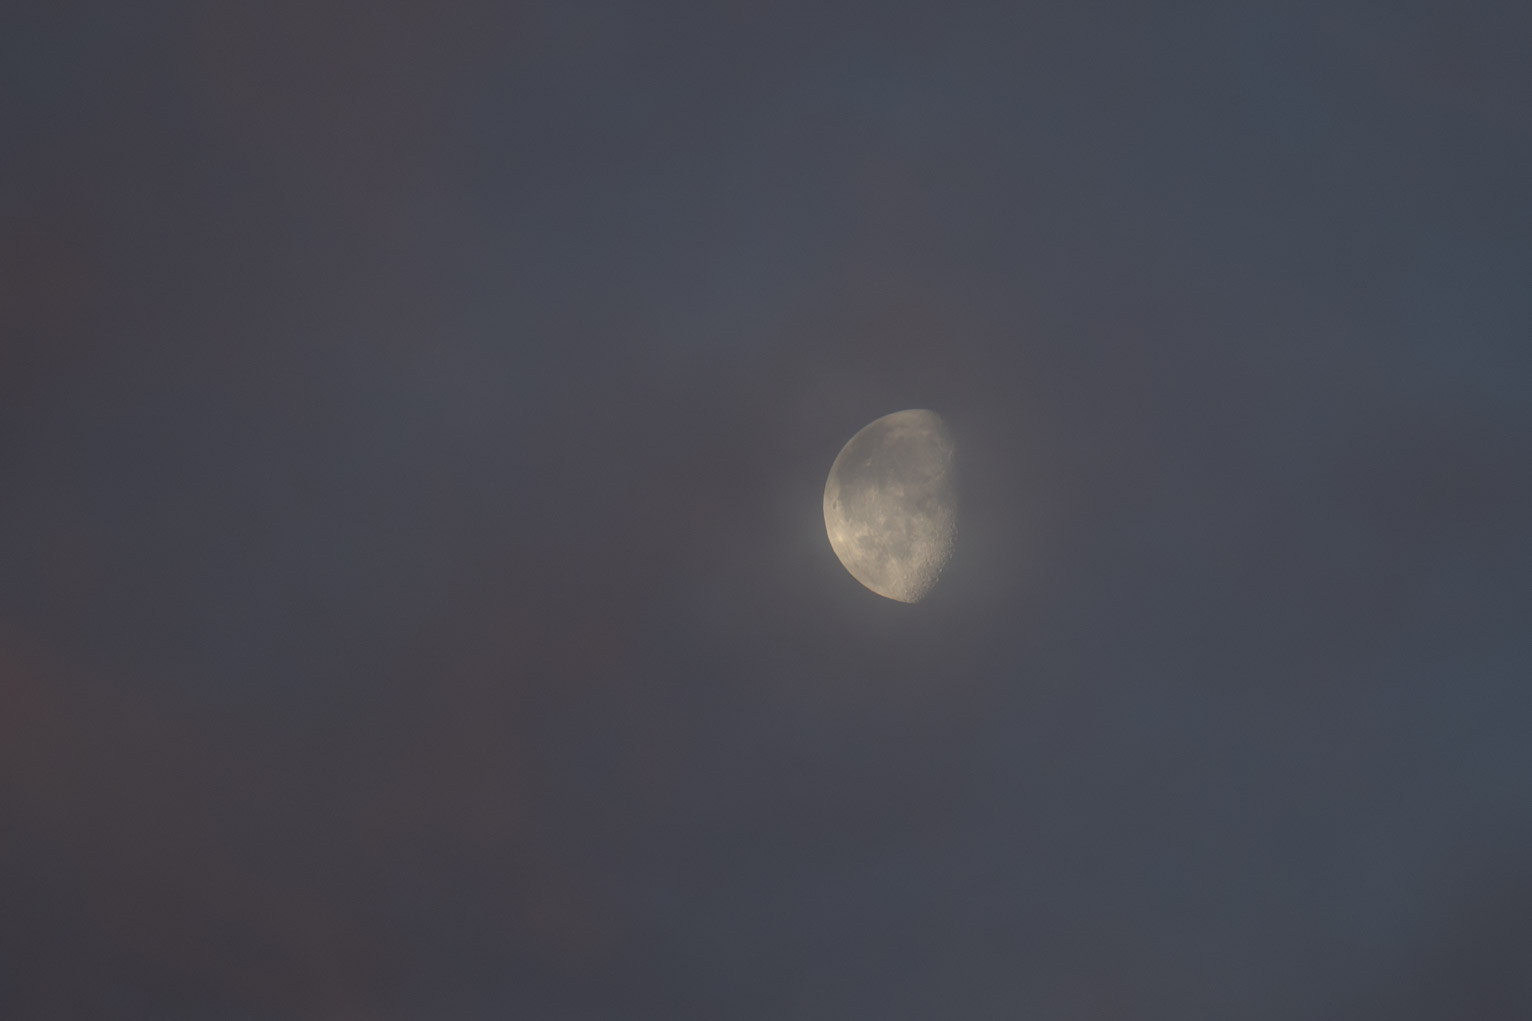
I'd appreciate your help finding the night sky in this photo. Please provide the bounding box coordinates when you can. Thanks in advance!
[4,2,1532,1018]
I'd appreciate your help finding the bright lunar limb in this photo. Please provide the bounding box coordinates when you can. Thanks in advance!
[823,409,956,603]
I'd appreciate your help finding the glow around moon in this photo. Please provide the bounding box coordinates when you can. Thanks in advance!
[823,409,956,603]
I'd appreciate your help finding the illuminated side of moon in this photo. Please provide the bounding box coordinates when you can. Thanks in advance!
[823,408,956,603]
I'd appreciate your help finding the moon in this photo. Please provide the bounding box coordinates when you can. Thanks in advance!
[823,409,957,603]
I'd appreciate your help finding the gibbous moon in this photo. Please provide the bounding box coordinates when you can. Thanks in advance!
[823,409,956,603]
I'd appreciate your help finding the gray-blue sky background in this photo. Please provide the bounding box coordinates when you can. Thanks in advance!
[3,2,1530,1018]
